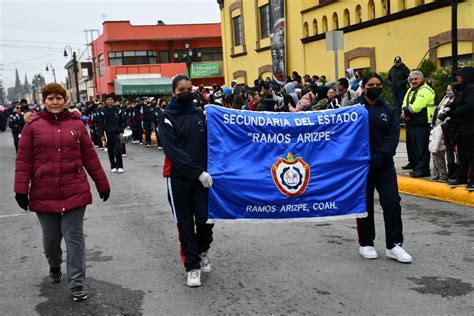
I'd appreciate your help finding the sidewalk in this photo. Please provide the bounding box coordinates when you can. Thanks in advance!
[394,142,474,206]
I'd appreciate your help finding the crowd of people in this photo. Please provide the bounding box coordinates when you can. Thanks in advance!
[5,61,473,299]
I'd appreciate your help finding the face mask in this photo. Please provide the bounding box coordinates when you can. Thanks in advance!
[366,87,383,100]
[176,91,194,104]
[447,91,455,98]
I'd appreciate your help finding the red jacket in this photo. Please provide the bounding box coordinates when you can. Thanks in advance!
[14,110,110,213]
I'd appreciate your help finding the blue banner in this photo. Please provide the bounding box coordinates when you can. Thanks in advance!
[206,105,370,221]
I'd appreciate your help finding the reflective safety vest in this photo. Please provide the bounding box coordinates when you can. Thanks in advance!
[403,82,435,124]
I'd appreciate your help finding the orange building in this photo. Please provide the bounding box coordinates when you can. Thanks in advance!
[91,21,224,99]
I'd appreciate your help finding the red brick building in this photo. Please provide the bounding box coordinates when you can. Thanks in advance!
[91,21,224,99]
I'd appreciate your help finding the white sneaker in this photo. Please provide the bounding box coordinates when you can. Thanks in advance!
[117,168,124,173]
[386,244,412,263]
[359,246,378,259]
[146,144,151,148]
[104,148,108,152]
[111,168,117,173]
[186,269,201,287]
[158,146,163,150]
[122,154,127,157]
[200,252,211,273]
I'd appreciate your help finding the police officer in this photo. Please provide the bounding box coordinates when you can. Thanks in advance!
[356,72,412,263]
[9,105,24,152]
[401,70,436,178]
[158,75,214,287]
[99,95,125,173]
[142,98,155,147]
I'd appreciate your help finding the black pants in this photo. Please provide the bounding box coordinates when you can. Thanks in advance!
[12,132,20,152]
[143,120,152,145]
[132,121,143,142]
[456,136,474,183]
[106,132,123,169]
[167,177,214,271]
[406,124,430,174]
[155,127,161,147]
[357,164,403,249]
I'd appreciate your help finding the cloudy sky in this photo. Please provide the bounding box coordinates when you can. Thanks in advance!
[0,0,220,90]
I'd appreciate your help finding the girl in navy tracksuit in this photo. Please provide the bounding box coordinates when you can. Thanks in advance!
[356,72,412,264]
[158,75,214,287]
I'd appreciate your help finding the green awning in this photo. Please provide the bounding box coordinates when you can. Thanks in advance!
[114,77,172,95]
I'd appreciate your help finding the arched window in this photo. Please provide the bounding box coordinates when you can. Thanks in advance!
[355,5,362,23]
[415,0,425,6]
[399,0,406,11]
[381,0,389,16]
[322,16,328,32]
[368,0,375,20]
[332,12,339,30]
[313,19,318,35]
[343,9,350,27]
[303,22,309,37]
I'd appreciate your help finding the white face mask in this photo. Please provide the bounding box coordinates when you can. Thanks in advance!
[447,91,455,98]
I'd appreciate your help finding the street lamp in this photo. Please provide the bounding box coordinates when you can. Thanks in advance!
[174,43,201,78]
[45,63,57,83]
[64,46,81,103]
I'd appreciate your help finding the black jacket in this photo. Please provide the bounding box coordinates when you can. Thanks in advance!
[360,95,400,168]
[143,104,155,121]
[99,106,125,134]
[388,63,410,91]
[8,112,24,133]
[158,98,207,180]
[450,67,474,137]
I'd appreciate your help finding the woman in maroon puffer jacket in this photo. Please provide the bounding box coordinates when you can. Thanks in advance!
[14,83,110,302]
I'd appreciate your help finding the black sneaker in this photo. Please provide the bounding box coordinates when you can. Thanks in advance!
[448,180,467,187]
[71,286,88,302]
[401,164,414,170]
[49,267,62,283]
[466,183,474,191]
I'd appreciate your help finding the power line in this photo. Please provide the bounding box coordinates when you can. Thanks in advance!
[2,39,85,46]
[4,53,58,65]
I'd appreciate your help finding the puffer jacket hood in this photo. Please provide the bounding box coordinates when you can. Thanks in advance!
[346,68,355,80]
[284,82,296,94]
[456,66,474,86]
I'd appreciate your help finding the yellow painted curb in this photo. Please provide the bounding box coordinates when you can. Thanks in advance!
[397,175,474,207]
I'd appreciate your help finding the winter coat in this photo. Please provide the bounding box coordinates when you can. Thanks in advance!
[450,67,474,137]
[291,91,315,112]
[429,125,445,153]
[8,111,24,133]
[388,63,410,91]
[14,110,110,213]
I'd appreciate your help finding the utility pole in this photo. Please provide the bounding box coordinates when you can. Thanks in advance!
[451,0,458,80]
[84,29,100,99]
[73,52,80,103]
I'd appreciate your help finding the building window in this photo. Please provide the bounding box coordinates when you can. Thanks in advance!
[343,9,350,27]
[233,15,243,46]
[415,0,425,6]
[159,51,169,64]
[332,12,339,30]
[368,0,375,20]
[259,4,274,39]
[98,54,105,77]
[440,54,473,67]
[381,0,390,16]
[355,5,362,23]
[322,16,328,33]
[107,51,157,66]
[199,47,223,61]
[399,0,406,11]
[303,22,309,37]
[313,19,318,35]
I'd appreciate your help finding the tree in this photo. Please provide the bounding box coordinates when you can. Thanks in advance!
[23,73,30,93]
[13,68,23,99]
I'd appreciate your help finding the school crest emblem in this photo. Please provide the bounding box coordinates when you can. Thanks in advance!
[271,152,310,197]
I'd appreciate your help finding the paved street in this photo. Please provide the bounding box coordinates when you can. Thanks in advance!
[0,131,473,315]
